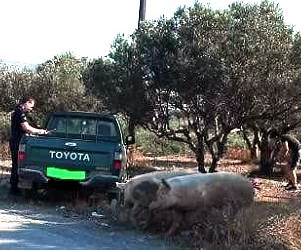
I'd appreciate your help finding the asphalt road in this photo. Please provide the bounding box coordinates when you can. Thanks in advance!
[0,173,188,250]
[0,166,190,250]
[0,203,184,250]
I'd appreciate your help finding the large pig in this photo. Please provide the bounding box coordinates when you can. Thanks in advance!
[122,170,192,227]
[147,172,255,235]
[124,170,193,208]
[149,172,254,211]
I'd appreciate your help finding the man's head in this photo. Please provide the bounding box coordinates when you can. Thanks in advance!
[20,97,35,113]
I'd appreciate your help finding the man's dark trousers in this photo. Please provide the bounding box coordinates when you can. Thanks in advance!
[9,138,19,191]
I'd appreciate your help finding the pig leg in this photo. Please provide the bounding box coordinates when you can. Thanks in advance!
[165,209,184,236]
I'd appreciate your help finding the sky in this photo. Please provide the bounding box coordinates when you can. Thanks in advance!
[0,0,300,65]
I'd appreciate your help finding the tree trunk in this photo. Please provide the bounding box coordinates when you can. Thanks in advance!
[207,132,229,173]
[250,146,257,160]
[243,129,259,160]
[127,116,136,170]
[259,133,273,176]
[209,156,218,173]
[206,142,219,173]
[196,138,206,173]
[128,116,136,136]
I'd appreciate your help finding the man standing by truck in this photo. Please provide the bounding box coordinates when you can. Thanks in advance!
[9,97,48,195]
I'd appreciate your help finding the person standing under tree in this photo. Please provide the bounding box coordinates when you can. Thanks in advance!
[9,97,48,195]
[272,132,301,191]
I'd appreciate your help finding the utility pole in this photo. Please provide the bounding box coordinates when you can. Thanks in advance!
[138,0,146,29]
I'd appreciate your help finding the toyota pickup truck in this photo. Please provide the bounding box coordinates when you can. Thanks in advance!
[17,111,134,196]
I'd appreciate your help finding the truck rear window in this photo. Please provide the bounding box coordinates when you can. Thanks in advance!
[46,116,120,141]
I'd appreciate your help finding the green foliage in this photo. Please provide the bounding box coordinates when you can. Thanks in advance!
[134,127,247,156]
[34,53,94,113]
[0,66,35,112]
[0,112,11,143]
[135,127,191,156]
[83,35,154,137]
[1,1,301,174]
[226,130,247,149]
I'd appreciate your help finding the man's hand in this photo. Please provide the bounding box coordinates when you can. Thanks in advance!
[39,129,48,135]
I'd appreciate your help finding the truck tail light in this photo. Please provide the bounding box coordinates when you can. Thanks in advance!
[18,144,26,162]
[113,160,121,169]
[113,152,122,170]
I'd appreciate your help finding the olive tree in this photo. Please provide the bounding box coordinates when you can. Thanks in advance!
[0,65,35,112]
[220,1,301,174]
[83,35,154,136]
[33,53,98,116]
[134,7,234,172]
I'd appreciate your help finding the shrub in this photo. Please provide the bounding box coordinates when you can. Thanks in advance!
[226,130,247,149]
[0,112,11,143]
[135,127,191,156]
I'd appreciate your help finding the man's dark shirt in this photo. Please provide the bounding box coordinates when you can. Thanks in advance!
[281,134,301,168]
[10,105,27,144]
[281,134,301,153]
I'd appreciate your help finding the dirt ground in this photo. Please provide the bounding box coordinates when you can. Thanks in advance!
[131,154,301,249]
[1,154,301,249]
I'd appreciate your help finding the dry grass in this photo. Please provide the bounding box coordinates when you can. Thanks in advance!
[188,198,301,250]
[1,147,301,249]
[132,154,301,250]
[250,177,301,250]
[191,206,256,249]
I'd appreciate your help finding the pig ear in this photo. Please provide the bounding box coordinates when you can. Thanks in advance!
[161,178,171,189]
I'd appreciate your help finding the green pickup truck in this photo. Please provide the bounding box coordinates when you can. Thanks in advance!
[17,111,133,196]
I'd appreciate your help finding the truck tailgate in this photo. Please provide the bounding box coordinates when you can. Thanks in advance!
[23,136,119,171]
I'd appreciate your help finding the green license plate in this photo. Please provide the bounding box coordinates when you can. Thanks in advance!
[46,167,86,180]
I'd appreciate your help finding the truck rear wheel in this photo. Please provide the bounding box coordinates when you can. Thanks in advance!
[20,183,38,199]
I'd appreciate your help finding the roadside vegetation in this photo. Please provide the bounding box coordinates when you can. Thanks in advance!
[1,0,301,249]
[1,129,301,249]
[1,1,301,174]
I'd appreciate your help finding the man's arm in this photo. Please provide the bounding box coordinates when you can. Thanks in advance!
[21,121,47,135]
[283,141,290,156]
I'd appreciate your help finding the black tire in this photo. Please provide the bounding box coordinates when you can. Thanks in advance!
[21,184,38,199]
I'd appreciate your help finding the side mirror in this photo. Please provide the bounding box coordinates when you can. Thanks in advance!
[125,135,135,145]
